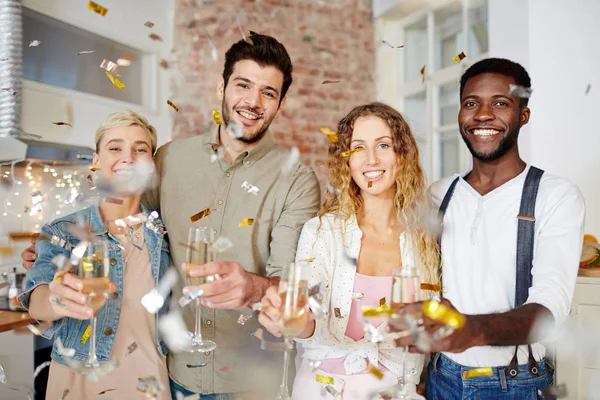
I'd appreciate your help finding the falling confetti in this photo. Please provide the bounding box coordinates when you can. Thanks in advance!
[98,388,116,395]
[585,84,591,95]
[88,1,108,16]
[212,109,223,125]
[325,385,341,397]
[322,80,340,85]
[159,310,192,351]
[52,122,73,127]
[420,283,441,291]
[33,361,51,381]
[0,364,5,384]
[236,12,253,45]
[239,218,254,227]
[241,180,259,195]
[368,181,373,188]
[334,308,342,318]
[177,288,203,308]
[281,147,300,176]
[144,21,155,28]
[326,183,341,196]
[29,40,41,47]
[453,51,467,63]
[127,342,138,355]
[315,374,335,384]
[104,196,124,205]
[226,120,244,139]
[420,65,426,83]
[77,50,95,55]
[1,88,16,95]
[59,389,70,399]
[509,84,533,99]
[167,100,179,112]
[351,292,364,301]
[190,208,211,222]
[382,40,404,49]
[146,211,166,235]
[308,283,326,319]
[105,71,125,89]
[209,236,233,253]
[368,364,384,380]
[142,268,179,314]
[159,59,169,69]
[204,29,219,62]
[100,59,118,73]
[137,376,165,397]
[149,33,164,42]
[320,127,338,143]
[237,313,253,325]
[341,148,366,157]
[309,360,322,371]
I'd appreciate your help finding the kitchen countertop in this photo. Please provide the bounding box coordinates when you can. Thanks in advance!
[0,309,35,333]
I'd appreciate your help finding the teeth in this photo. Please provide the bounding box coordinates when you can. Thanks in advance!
[238,111,258,120]
[364,171,384,179]
[473,129,500,136]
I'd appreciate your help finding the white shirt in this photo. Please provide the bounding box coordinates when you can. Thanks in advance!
[429,165,585,367]
[293,214,423,384]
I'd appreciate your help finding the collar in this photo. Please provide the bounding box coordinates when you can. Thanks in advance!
[204,125,276,169]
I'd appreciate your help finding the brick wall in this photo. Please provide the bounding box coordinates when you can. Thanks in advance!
[170,0,376,183]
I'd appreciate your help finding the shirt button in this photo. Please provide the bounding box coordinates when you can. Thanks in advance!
[110,258,117,266]
[111,292,119,299]
[217,200,223,205]
[105,328,113,336]
[206,320,212,325]
[213,230,217,235]
[204,351,211,356]
[226,172,231,177]
[246,161,250,165]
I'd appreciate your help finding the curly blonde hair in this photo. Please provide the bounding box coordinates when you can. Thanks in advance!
[319,102,440,287]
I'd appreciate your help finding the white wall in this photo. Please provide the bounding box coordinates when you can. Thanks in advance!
[489,0,600,235]
[21,0,175,148]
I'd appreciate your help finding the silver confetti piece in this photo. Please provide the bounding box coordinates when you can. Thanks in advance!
[309,360,321,371]
[77,50,95,55]
[27,321,52,336]
[87,359,119,383]
[251,302,262,312]
[33,361,51,380]
[177,288,204,308]
[209,236,233,253]
[0,363,5,384]
[539,383,567,399]
[137,376,165,396]
[509,84,533,99]
[282,147,300,176]
[351,292,364,301]
[59,389,70,399]
[115,213,147,228]
[127,342,138,355]
[159,310,192,352]
[241,181,259,196]
[326,183,341,196]
[51,254,71,271]
[55,337,76,358]
[29,40,41,47]
[146,211,166,235]
[308,283,326,319]
[144,21,155,28]
[363,321,384,344]
[237,313,253,325]
[226,120,244,139]
[325,385,341,397]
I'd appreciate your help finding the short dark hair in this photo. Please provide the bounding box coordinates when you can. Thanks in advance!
[460,58,531,106]
[222,33,293,104]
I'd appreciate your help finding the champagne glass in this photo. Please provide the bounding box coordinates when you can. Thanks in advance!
[276,263,309,400]
[78,240,111,373]
[387,265,424,400]
[183,227,217,353]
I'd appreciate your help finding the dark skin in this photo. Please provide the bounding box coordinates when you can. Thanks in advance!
[395,72,553,353]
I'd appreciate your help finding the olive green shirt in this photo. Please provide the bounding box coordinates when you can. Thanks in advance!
[143,129,321,395]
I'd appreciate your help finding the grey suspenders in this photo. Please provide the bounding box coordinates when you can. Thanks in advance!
[438,166,545,377]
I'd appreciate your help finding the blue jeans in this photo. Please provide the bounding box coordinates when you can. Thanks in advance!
[426,353,554,400]
[169,378,236,400]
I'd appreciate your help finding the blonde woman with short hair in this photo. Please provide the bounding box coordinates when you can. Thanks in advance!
[20,111,171,399]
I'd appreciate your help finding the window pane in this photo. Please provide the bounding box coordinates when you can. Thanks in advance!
[434,2,462,71]
[467,0,489,57]
[404,91,427,135]
[415,137,429,178]
[23,7,144,105]
[440,131,461,177]
[404,18,428,82]
[438,81,459,127]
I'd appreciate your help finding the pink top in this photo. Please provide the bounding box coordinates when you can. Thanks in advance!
[317,272,393,375]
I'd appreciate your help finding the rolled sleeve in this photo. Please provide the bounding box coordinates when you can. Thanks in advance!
[18,224,70,339]
[265,166,321,278]
[525,181,585,326]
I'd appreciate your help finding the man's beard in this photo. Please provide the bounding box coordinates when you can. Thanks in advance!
[221,97,274,144]
[460,126,520,162]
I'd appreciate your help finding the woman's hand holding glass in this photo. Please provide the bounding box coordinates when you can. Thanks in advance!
[48,272,116,320]
[258,285,315,339]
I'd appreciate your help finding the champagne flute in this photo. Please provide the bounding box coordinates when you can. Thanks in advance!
[78,240,111,373]
[276,263,309,400]
[387,264,423,400]
[183,226,217,353]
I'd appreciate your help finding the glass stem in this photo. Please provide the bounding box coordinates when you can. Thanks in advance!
[401,346,408,394]
[279,338,291,395]
[87,316,99,366]
[194,297,203,343]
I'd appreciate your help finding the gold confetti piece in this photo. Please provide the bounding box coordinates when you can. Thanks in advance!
[212,109,223,125]
[98,388,116,395]
[334,308,342,318]
[368,364,384,380]
[422,300,466,329]
[315,374,335,385]
[104,196,124,205]
[322,80,340,84]
[379,297,386,307]
[190,208,211,222]
[453,51,467,63]
[149,33,164,42]
[341,148,366,157]
[82,258,94,272]
[159,59,169,69]
[462,367,493,379]
[77,50,95,55]
[52,122,72,127]
[81,325,91,344]
[127,342,138,355]
[382,40,404,49]
[239,218,254,227]
[89,166,101,172]
[144,21,155,28]
[362,304,394,317]
[105,71,125,89]
[320,127,338,143]
[0,246,14,255]
[368,181,372,188]
[301,258,315,263]
[420,65,426,83]
[88,1,108,16]
[420,283,441,292]
[167,100,179,112]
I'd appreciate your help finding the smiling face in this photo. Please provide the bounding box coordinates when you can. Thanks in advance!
[348,116,399,198]
[217,59,286,144]
[92,125,154,194]
[459,72,530,162]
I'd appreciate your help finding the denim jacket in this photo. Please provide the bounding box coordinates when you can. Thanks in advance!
[18,204,171,366]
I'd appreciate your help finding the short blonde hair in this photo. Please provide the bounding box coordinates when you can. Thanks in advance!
[95,110,158,154]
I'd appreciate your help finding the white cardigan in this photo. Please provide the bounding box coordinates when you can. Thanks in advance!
[294,213,423,383]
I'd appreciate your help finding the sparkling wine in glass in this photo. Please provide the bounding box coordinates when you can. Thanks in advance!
[275,263,309,400]
[183,227,217,353]
[78,240,111,373]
